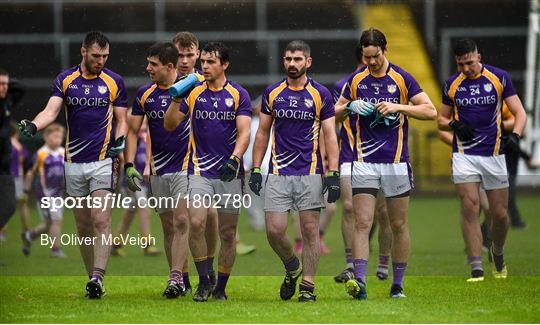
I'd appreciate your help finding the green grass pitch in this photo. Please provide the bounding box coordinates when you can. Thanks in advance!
[1,196,539,323]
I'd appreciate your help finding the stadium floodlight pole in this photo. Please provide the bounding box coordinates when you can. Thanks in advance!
[525,0,540,165]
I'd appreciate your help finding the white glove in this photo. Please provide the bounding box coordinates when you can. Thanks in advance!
[347,99,375,116]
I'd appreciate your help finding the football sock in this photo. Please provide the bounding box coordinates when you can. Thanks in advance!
[169,269,183,285]
[207,256,215,273]
[492,243,504,256]
[91,267,105,284]
[468,256,483,271]
[378,255,389,269]
[282,255,300,274]
[353,259,368,283]
[299,279,315,293]
[194,258,209,285]
[392,262,407,287]
[183,272,191,288]
[215,271,230,293]
[345,248,353,268]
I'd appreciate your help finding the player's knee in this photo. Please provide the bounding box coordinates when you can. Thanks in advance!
[389,217,407,233]
[301,221,319,240]
[354,217,371,233]
[75,219,93,233]
[375,206,389,223]
[491,205,509,221]
[343,200,354,218]
[190,218,206,235]
[219,227,236,246]
[173,214,189,232]
[93,219,110,233]
[461,197,480,216]
[266,225,285,241]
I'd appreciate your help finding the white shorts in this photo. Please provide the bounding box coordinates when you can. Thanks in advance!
[36,200,63,221]
[64,158,119,197]
[452,153,509,190]
[149,173,188,214]
[14,175,24,200]
[340,162,353,177]
[352,161,413,197]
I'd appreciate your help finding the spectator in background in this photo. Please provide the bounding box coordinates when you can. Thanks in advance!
[0,68,25,229]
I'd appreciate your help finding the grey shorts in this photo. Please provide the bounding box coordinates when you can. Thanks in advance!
[352,161,413,197]
[64,158,119,197]
[14,176,24,200]
[264,174,324,213]
[188,175,242,214]
[149,172,188,214]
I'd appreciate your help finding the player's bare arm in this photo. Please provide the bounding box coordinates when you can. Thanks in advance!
[232,115,251,158]
[437,103,454,131]
[125,113,144,164]
[334,95,351,122]
[504,94,527,136]
[321,117,339,172]
[164,100,186,131]
[252,112,273,168]
[30,96,64,131]
[113,106,128,139]
[376,92,437,120]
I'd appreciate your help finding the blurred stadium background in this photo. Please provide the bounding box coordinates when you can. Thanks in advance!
[1,0,539,193]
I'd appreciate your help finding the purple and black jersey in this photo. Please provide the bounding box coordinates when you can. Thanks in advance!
[179,80,252,179]
[50,65,128,163]
[442,64,516,157]
[261,78,334,176]
[342,63,423,164]
[333,71,358,165]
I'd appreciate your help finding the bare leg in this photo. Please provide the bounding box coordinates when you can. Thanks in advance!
[73,205,93,276]
[298,209,320,283]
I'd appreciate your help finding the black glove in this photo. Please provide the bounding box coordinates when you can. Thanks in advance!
[107,135,125,158]
[504,132,521,155]
[323,171,340,203]
[449,120,474,142]
[17,119,37,137]
[248,167,263,196]
[219,155,240,182]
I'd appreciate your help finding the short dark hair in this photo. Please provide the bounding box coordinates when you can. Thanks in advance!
[284,40,311,57]
[359,27,387,51]
[454,39,478,57]
[0,68,8,77]
[201,42,230,64]
[82,31,109,49]
[173,31,199,49]
[147,42,179,66]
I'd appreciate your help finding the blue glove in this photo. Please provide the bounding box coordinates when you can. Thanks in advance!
[169,73,198,98]
[346,99,375,116]
[107,136,125,157]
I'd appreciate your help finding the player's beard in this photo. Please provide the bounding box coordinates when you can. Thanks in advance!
[286,65,307,79]
[84,55,103,75]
